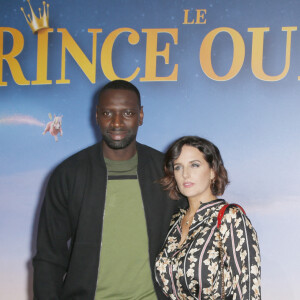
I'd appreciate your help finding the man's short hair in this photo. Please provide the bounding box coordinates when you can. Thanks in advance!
[98,80,141,107]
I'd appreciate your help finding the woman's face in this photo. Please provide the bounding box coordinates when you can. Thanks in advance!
[173,145,215,203]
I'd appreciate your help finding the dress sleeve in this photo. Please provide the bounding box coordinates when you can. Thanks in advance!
[33,167,72,299]
[220,207,261,300]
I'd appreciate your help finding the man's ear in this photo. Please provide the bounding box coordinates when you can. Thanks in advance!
[139,106,144,126]
[96,105,99,125]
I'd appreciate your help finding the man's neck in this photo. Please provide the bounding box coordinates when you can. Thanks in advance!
[102,141,137,161]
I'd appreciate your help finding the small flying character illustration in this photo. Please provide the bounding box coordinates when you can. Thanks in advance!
[43,113,63,142]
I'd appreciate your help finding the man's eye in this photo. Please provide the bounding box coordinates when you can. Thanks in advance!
[102,111,111,117]
[123,111,134,117]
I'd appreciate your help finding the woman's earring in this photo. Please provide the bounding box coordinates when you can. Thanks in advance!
[211,178,216,189]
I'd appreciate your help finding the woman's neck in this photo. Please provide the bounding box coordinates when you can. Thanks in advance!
[187,195,217,213]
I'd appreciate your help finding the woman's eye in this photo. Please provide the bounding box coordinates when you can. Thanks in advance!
[174,165,181,171]
[191,163,200,168]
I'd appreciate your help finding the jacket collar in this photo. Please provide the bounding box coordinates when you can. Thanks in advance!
[97,141,143,163]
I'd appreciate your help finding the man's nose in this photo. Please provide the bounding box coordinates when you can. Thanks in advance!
[111,113,122,127]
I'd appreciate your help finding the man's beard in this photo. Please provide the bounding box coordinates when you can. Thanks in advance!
[102,130,136,149]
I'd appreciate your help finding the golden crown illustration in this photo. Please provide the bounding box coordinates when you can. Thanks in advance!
[21,0,50,33]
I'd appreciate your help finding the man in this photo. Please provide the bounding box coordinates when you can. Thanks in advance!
[33,80,177,299]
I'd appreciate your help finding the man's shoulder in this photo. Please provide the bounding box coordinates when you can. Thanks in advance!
[54,142,102,174]
[137,142,164,160]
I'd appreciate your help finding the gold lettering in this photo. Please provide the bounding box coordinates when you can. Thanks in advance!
[140,29,178,82]
[0,27,29,86]
[248,27,297,81]
[183,9,195,25]
[56,28,102,84]
[183,9,206,25]
[200,27,245,81]
[196,9,207,24]
[32,28,53,85]
[101,28,140,81]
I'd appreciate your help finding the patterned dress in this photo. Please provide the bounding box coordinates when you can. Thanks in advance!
[155,199,261,300]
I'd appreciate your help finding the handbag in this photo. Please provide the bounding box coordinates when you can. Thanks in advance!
[217,204,246,300]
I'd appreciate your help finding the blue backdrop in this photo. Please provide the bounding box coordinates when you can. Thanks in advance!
[1,1,299,299]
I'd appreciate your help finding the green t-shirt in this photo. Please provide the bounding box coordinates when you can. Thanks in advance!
[95,153,156,300]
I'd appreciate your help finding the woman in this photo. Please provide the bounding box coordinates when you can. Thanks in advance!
[155,136,261,300]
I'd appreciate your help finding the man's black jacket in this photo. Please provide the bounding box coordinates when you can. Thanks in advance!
[33,142,179,299]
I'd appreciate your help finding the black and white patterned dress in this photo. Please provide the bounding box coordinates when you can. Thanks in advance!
[155,199,261,300]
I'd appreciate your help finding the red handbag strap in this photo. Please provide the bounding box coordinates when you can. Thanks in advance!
[217,204,246,228]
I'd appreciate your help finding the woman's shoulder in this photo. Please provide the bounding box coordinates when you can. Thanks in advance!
[218,202,247,221]
[218,202,257,236]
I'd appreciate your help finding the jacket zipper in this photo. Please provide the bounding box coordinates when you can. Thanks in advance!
[93,171,108,300]
[136,171,157,291]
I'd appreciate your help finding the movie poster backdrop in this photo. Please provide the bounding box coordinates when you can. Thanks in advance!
[1,0,299,299]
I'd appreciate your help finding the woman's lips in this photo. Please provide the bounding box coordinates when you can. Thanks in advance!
[183,182,194,188]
